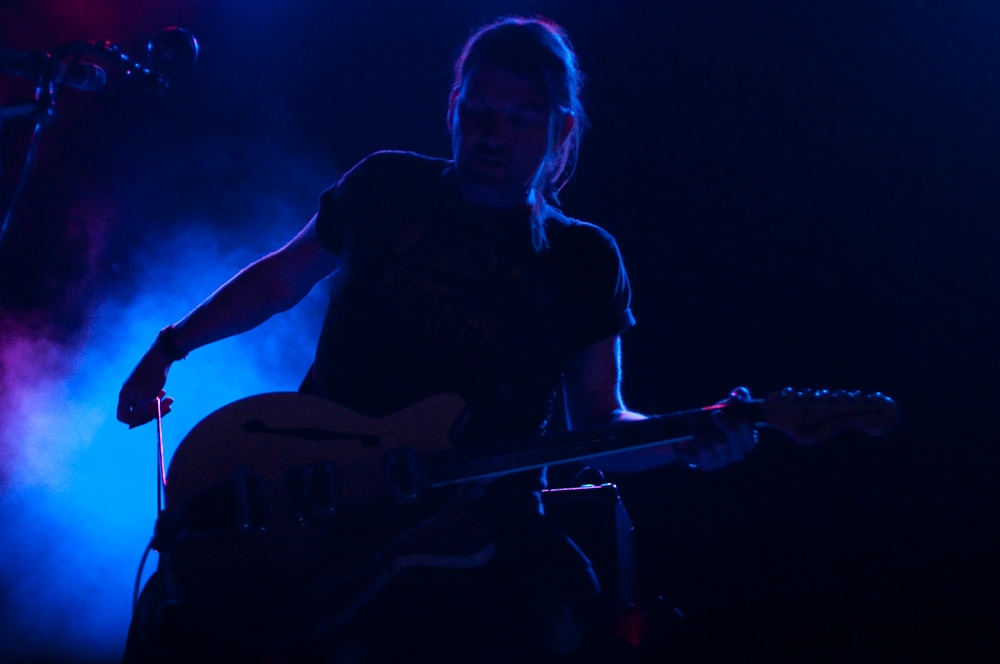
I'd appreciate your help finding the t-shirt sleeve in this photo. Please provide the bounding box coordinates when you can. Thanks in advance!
[588,228,635,340]
[560,221,636,355]
[603,240,636,336]
[315,151,409,256]
[315,165,357,257]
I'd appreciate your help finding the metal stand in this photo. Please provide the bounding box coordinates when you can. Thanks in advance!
[0,52,58,244]
[0,28,199,245]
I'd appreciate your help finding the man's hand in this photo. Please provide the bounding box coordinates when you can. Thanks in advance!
[676,387,759,471]
[117,346,175,428]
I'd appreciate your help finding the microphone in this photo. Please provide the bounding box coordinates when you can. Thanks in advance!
[0,49,106,91]
[52,60,107,91]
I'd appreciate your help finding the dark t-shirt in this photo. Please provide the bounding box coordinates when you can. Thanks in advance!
[312,151,634,449]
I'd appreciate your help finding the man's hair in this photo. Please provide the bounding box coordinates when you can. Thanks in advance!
[453,16,587,249]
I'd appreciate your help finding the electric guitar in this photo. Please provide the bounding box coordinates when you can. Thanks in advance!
[157,387,896,640]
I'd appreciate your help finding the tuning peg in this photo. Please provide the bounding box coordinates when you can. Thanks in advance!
[761,386,899,444]
[728,386,752,401]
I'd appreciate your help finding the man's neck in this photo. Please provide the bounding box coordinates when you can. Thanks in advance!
[461,186,529,210]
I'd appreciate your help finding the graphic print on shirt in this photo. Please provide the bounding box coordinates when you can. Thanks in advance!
[370,219,538,370]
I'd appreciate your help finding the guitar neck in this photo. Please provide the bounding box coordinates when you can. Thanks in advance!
[424,401,764,486]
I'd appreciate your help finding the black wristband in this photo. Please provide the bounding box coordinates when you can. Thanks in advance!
[156,325,188,362]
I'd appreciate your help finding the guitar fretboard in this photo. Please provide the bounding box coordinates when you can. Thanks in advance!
[423,402,764,485]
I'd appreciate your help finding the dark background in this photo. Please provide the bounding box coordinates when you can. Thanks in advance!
[1,0,997,661]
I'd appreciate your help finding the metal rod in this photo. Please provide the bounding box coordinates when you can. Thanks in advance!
[155,397,166,512]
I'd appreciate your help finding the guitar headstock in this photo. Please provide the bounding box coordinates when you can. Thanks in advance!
[759,388,898,445]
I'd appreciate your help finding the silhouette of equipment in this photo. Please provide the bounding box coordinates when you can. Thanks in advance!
[0,28,200,244]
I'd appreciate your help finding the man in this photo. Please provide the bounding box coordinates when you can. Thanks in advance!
[120,17,755,662]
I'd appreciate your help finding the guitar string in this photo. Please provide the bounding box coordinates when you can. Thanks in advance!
[433,417,697,483]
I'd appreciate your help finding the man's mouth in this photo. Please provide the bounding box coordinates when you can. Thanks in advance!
[473,154,506,166]
[469,155,508,177]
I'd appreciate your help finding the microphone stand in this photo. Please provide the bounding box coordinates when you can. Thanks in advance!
[0,29,198,245]
[0,52,59,245]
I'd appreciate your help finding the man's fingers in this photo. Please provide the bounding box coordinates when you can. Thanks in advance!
[116,398,130,423]
[117,393,144,426]
[127,402,162,429]
[742,423,759,454]
[127,410,155,429]
[117,384,175,428]
[147,399,169,420]
[682,409,758,471]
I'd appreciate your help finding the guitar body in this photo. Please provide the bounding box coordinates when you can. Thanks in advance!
[156,386,897,641]
[167,391,466,509]
[162,392,493,638]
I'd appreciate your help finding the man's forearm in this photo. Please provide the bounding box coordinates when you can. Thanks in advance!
[587,442,679,473]
[564,402,679,472]
[579,408,680,472]
[117,217,339,427]
[170,254,313,356]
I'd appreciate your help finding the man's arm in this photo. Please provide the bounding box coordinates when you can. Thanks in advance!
[169,217,338,353]
[562,335,677,471]
[562,335,757,472]
[116,217,341,427]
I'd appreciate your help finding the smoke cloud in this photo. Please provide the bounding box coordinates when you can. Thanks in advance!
[0,213,330,661]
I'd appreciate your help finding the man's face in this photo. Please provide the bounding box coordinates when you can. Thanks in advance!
[450,65,553,207]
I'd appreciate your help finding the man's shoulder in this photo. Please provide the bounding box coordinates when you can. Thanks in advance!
[344,150,451,188]
[317,151,452,254]
[544,208,621,256]
[320,151,452,218]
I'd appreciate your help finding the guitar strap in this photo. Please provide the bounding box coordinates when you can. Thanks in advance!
[263,498,499,645]
[296,540,499,643]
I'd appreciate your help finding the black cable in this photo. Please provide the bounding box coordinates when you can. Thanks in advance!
[133,538,154,612]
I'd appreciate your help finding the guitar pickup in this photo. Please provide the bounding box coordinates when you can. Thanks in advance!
[287,461,340,525]
[384,447,425,504]
[178,468,268,539]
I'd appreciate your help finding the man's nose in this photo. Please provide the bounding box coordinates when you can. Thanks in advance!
[480,112,504,143]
